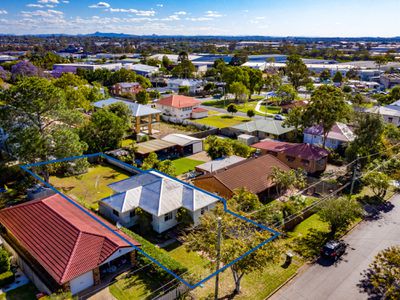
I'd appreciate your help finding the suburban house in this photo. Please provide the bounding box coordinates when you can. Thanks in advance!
[0,194,140,295]
[193,155,291,200]
[195,155,246,175]
[156,95,207,120]
[111,82,142,96]
[303,122,355,150]
[129,64,159,77]
[252,140,329,174]
[99,171,220,233]
[229,119,295,140]
[380,73,400,89]
[161,134,203,155]
[94,98,161,135]
[366,106,400,126]
[166,79,204,95]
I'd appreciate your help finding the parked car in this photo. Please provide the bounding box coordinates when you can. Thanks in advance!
[320,240,346,260]
[274,114,285,121]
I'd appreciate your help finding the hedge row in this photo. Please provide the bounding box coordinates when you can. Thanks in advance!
[0,271,14,287]
[121,228,187,280]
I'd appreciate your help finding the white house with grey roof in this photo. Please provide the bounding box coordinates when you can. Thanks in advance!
[99,170,219,233]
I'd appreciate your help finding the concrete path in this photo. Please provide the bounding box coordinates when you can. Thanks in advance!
[270,194,400,300]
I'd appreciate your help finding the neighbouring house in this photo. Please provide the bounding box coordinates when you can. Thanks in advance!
[111,82,142,96]
[195,155,246,175]
[366,106,400,126]
[193,155,291,200]
[303,122,355,150]
[161,134,203,155]
[94,98,161,135]
[0,194,140,295]
[380,73,400,89]
[166,79,204,95]
[229,119,295,140]
[129,64,159,77]
[280,101,308,114]
[155,95,207,120]
[99,170,220,233]
[252,140,329,174]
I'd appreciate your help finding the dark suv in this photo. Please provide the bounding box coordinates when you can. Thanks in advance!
[321,240,346,260]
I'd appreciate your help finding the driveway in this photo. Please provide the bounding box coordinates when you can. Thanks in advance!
[270,194,400,300]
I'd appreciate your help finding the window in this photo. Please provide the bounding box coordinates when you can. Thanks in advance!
[130,210,136,218]
[388,117,393,123]
[286,155,295,162]
[112,209,119,217]
[201,207,208,215]
[164,212,174,222]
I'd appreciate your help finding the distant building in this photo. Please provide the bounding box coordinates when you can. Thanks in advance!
[303,122,355,149]
[0,194,140,295]
[112,82,142,96]
[155,95,207,119]
[129,64,159,77]
[52,63,123,76]
[252,140,329,174]
[366,106,400,126]
[380,74,400,89]
[99,170,220,233]
[166,78,204,95]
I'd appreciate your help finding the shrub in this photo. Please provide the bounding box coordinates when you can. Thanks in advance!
[121,228,187,281]
[0,271,14,287]
[0,248,10,273]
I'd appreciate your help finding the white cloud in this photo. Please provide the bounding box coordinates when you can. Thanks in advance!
[109,8,156,17]
[21,9,64,18]
[0,10,7,15]
[38,0,59,3]
[186,17,212,22]
[156,4,163,7]
[62,0,69,3]
[89,2,110,8]
[205,10,222,17]
[174,11,187,15]
[27,4,44,8]
[255,16,265,20]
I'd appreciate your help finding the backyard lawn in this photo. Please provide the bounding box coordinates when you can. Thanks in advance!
[193,114,250,128]
[50,164,130,210]
[109,271,161,300]
[202,99,282,116]
[0,283,38,300]
[171,158,204,175]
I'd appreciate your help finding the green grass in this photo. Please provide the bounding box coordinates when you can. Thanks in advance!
[202,99,282,116]
[0,283,38,300]
[171,158,204,175]
[193,114,250,128]
[289,214,330,239]
[164,242,210,277]
[50,164,130,210]
[259,105,282,115]
[109,272,161,300]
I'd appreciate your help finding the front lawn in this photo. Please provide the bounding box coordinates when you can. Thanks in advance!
[50,164,131,210]
[193,114,250,128]
[0,283,38,300]
[171,158,204,175]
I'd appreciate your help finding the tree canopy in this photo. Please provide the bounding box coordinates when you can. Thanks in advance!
[285,54,310,90]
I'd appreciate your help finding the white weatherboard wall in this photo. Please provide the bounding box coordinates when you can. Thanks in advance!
[192,141,203,153]
[152,210,178,233]
[70,270,94,295]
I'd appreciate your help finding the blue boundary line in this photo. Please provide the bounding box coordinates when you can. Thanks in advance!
[20,153,280,289]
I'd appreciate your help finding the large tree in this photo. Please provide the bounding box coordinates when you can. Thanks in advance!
[360,246,400,299]
[230,81,249,103]
[317,197,362,236]
[363,171,390,199]
[185,204,281,294]
[0,77,85,182]
[276,84,297,105]
[285,54,310,90]
[302,85,348,148]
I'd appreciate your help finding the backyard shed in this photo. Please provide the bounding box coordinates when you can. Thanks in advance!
[237,134,258,146]
[161,134,203,155]
[135,139,177,159]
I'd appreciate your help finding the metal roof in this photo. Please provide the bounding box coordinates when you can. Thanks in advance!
[136,139,176,155]
[161,134,202,147]
[232,119,295,136]
[94,98,160,117]
[102,171,219,216]
[195,156,246,173]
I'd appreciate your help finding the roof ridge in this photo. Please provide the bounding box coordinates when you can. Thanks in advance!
[61,231,83,283]
[157,178,165,217]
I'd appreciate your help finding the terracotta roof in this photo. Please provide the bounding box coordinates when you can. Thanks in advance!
[195,155,290,195]
[157,95,200,108]
[192,107,208,113]
[253,140,329,160]
[0,194,140,284]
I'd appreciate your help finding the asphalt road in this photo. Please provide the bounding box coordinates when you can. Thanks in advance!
[270,194,400,300]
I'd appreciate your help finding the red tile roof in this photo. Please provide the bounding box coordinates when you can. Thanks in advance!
[0,194,140,284]
[253,140,329,160]
[157,95,200,108]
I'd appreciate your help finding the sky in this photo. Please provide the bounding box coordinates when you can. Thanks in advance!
[0,0,399,37]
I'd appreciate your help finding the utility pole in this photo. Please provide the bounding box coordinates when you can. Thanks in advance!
[214,217,222,300]
[349,155,359,197]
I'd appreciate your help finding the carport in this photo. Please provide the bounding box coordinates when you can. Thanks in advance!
[161,134,203,156]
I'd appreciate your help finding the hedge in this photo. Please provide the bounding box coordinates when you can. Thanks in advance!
[0,271,14,287]
[121,228,187,280]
